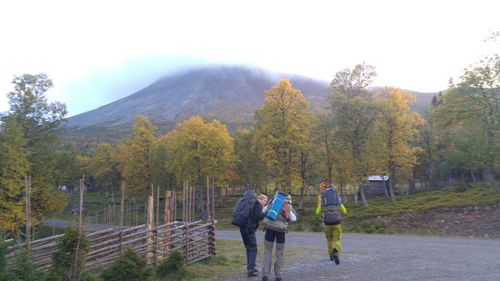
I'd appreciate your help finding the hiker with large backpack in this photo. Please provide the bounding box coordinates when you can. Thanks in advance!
[261,192,297,281]
[316,182,347,265]
[231,191,268,277]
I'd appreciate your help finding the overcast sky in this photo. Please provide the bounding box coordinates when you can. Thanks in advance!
[0,0,498,116]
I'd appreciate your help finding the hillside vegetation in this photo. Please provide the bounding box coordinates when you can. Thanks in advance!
[217,184,500,238]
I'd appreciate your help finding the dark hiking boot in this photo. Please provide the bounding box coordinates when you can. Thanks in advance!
[329,250,334,261]
[275,278,282,281]
[248,269,259,277]
[261,276,268,281]
[332,248,340,265]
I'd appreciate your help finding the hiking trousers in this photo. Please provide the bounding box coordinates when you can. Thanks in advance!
[262,229,286,279]
[239,227,257,271]
[325,224,342,256]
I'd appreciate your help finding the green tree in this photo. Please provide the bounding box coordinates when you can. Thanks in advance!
[54,143,80,191]
[253,79,311,192]
[373,88,424,199]
[329,63,378,206]
[431,56,500,191]
[233,128,269,192]
[2,73,68,224]
[0,118,29,234]
[124,116,157,196]
[50,226,89,281]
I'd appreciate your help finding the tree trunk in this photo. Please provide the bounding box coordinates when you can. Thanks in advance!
[470,170,477,183]
[389,167,396,202]
[359,184,368,207]
[483,167,499,191]
[298,186,305,210]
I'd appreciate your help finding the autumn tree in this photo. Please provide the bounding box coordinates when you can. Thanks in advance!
[165,116,235,215]
[124,115,157,196]
[2,73,68,224]
[233,128,269,192]
[253,79,311,193]
[0,117,29,234]
[373,88,424,199]
[152,138,176,191]
[329,63,378,206]
[311,113,354,198]
[90,143,122,191]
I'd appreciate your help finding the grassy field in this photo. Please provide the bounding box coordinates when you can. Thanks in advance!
[216,183,500,235]
[179,239,313,281]
[345,184,500,220]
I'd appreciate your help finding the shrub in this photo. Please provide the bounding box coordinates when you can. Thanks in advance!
[0,238,8,276]
[156,251,186,280]
[351,221,388,234]
[454,185,467,193]
[311,215,324,232]
[52,226,89,280]
[12,251,40,281]
[0,238,20,281]
[101,248,153,281]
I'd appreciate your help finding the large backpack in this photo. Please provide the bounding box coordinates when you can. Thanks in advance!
[321,186,342,225]
[262,192,290,232]
[231,190,257,227]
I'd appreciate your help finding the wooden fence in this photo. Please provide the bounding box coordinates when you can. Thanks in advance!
[7,219,216,272]
[7,178,217,272]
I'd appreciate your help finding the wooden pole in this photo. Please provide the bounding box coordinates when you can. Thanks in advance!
[212,176,215,219]
[146,195,154,264]
[182,181,185,222]
[156,186,160,228]
[164,191,171,225]
[191,183,195,222]
[79,176,85,230]
[25,176,31,250]
[206,176,210,220]
[120,182,125,254]
[173,191,177,222]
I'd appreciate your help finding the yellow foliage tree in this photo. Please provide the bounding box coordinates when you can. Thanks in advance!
[124,115,157,196]
[165,116,234,199]
[254,79,311,193]
[0,118,29,234]
[373,88,424,199]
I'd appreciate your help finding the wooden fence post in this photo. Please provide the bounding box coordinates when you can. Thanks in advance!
[146,195,154,264]
[120,182,125,254]
[25,176,31,250]
[165,191,171,225]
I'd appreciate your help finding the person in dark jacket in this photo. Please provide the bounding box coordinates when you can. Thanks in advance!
[241,194,268,277]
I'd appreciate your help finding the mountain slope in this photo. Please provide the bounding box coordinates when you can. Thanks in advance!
[62,65,435,145]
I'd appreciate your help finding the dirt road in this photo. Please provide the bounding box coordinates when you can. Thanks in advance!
[216,230,500,281]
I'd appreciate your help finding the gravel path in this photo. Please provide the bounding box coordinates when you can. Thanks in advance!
[45,217,115,231]
[216,230,500,281]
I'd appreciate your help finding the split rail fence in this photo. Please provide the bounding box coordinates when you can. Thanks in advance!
[7,178,217,272]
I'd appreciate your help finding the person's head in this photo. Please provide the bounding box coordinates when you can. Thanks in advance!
[320,181,329,191]
[285,194,292,204]
[257,194,268,206]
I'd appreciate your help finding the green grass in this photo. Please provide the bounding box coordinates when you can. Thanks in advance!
[176,239,313,281]
[345,183,500,220]
[215,183,500,235]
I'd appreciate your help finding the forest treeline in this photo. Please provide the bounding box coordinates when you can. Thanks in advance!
[1,54,499,236]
